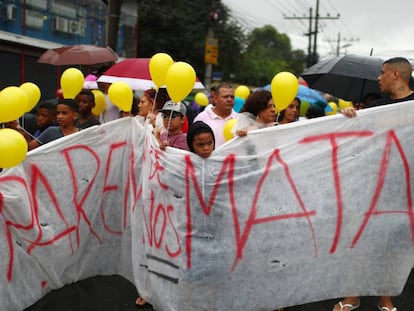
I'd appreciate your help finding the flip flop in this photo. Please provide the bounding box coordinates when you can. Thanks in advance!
[377,306,397,311]
[333,300,360,311]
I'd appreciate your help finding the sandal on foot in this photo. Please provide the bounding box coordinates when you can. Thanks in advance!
[377,306,397,311]
[333,301,360,311]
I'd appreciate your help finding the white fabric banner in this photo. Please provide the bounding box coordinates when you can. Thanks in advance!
[1,102,414,311]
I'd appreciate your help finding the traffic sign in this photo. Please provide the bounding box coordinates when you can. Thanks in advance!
[205,37,218,65]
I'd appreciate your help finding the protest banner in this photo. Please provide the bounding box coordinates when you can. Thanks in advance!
[1,102,414,310]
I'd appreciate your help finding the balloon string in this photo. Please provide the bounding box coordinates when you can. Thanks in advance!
[166,109,173,135]
[152,89,159,115]
[1,121,36,140]
[17,125,36,140]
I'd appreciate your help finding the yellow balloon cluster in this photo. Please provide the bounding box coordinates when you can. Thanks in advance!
[149,53,174,88]
[0,128,28,168]
[194,92,209,107]
[0,86,29,123]
[165,62,196,103]
[61,68,84,99]
[108,81,133,112]
[0,82,42,168]
[270,72,299,112]
[91,89,106,115]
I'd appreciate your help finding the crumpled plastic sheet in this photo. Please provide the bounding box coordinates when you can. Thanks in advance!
[1,102,414,310]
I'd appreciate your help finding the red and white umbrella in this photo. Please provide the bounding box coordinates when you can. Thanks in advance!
[97,58,204,90]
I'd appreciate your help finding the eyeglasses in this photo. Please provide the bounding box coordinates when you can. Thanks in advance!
[162,112,181,119]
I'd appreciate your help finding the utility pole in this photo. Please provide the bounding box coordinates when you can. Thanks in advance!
[204,28,214,93]
[326,33,359,56]
[204,0,219,92]
[312,0,320,64]
[105,0,122,52]
[336,32,342,56]
[306,7,313,67]
[284,0,340,66]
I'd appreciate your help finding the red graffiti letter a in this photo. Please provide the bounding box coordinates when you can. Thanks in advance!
[351,130,414,248]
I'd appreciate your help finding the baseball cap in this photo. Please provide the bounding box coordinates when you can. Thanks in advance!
[160,100,187,116]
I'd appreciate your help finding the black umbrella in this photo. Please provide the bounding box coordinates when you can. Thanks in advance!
[301,54,384,103]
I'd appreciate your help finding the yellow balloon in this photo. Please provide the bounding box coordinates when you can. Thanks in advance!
[61,68,84,99]
[194,92,209,107]
[0,128,28,168]
[20,82,41,112]
[338,99,353,109]
[235,85,250,100]
[271,72,299,112]
[165,62,196,103]
[0,86,29,123]
[223,119,238,142]
[149,53,174,88]
[326,101,338,115]
[108,81,133,112]
[91,89,106,115]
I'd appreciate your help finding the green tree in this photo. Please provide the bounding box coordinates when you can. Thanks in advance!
[236,25,306,86]
[208,4,245,83]
[136,0,244,82]
[134,1,304,87]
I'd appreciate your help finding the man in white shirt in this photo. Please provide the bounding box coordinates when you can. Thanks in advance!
[193,83,238,147]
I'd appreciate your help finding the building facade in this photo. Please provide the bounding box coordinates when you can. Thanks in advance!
[0,0,136,99]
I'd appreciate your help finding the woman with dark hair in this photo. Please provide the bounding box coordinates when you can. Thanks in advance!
[140,88,171,112]
[132,88,171,128]
[233,90,276,137]
[277,97,301,124]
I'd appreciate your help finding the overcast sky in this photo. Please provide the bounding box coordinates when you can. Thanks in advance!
[222,0,414,62]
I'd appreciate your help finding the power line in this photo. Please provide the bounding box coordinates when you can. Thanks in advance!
[284,0,339,66]
[325,33,359,56]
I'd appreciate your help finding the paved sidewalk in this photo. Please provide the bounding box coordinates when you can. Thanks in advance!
[26,269,413,311]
